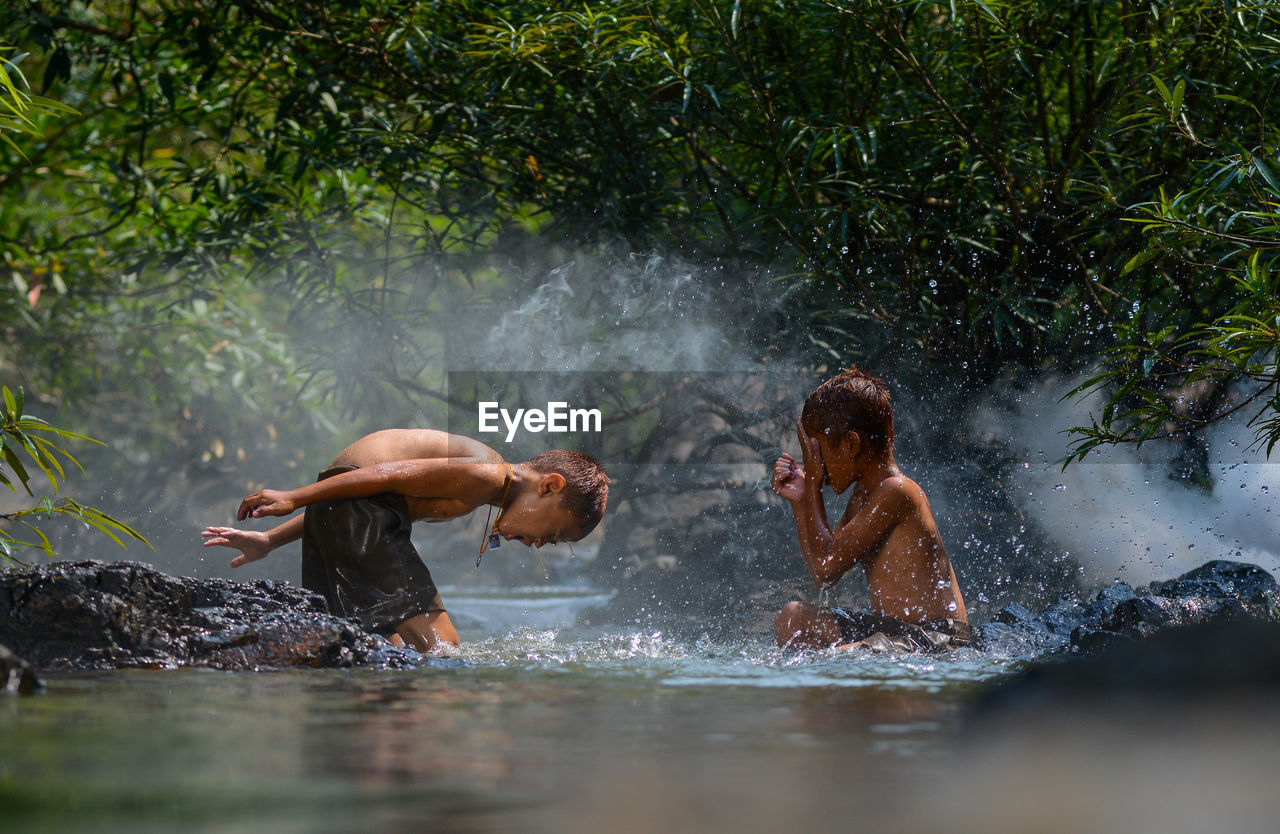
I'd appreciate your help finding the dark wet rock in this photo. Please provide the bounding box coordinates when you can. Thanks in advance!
[1104,595,1176,633]
[1,642,41,694]
[1150,577,1225,598]
[710,558,1280,659]
[972,562,1280,721]
[977,560,1279,658]
[1068,625,1133,655]
[974,618,1280,717]
[981,601,1066,654]
[0,560,419,671]
[1173,560,1277,606]
[1172,593,1250,623]
[1081,581,1138,627]
[1037,597,1089,636]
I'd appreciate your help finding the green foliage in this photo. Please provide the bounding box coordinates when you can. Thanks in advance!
[454,0,1266,372]
[1061,4,1280,464]
[1,385,150,564]
[0,45,76,155]
[1063,252,1280,464]
[1,0,1279,490]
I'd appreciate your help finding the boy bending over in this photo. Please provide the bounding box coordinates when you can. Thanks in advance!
[203,430,608,654]
[770,368,971,652]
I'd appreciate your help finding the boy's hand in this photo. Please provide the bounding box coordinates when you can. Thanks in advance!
[202,526,272,567]
[796,420,826,486]
[771,453,806,503]
[237,489,295,520]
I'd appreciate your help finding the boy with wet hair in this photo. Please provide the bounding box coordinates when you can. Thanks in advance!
[770,367,971,652]
[203,430,608,654]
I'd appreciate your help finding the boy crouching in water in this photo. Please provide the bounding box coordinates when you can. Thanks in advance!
[202,429,608,654]
[770,368,972,652]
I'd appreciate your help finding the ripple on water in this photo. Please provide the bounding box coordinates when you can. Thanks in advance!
[448,624,1014,692]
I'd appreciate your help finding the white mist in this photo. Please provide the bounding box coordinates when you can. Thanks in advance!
[975,374,1280,586]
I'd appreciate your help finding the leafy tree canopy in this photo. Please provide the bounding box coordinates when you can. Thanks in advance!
[0,0,1277,527]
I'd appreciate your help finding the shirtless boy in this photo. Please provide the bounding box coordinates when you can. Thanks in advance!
[202,429,608,654]
[770,368,971,652]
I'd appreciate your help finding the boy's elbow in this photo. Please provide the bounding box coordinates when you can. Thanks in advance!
[813,555,843,587]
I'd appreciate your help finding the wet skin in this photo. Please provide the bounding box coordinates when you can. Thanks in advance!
[202,429,588,653]
[771,420,966,649]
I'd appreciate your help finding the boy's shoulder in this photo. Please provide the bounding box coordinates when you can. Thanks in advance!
[850,470,930,519]
[863,468,922,496]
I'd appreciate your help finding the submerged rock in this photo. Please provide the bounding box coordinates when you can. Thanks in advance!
[970,563,1280,723]
[978,560,1280,656]
[0,560,419,671]
[973,617,1280,715]
[1,642,40,694]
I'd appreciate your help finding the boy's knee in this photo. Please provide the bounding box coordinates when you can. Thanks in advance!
[774,601,809,647]
[396,611,460,653]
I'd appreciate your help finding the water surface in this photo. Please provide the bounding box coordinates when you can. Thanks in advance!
[4,590,1275,833]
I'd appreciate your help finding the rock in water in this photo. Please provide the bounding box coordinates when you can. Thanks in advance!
[0,642,40,694]
[0,560,418,671]
[979,560,1280,655]
[972,617,1280,715]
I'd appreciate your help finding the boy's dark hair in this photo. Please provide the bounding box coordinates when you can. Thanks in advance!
[800,366,894,455]
[526,450,610,536]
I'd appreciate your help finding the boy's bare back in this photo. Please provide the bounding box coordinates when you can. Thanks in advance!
[328,429,505,522]
[836,471,966,625]
[331,429,499,469]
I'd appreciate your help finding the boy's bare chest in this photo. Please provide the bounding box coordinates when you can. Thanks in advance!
[838,488,869,526]
[405,496,472,522]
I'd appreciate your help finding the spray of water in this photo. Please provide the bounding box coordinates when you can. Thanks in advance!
[463,252,748,373]
[45,240,1269,627]
[975,373,1280,586]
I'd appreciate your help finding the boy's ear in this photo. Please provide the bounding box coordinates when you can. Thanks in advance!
[538,472,567,495]
[842,430,863,458]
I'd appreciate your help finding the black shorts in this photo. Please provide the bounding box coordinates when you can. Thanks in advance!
[828,607,975,652]
[300,465,445,635]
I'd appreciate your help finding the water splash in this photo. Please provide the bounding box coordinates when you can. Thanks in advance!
[451,621,1011,691]
[975,373,1280,585]
[461,251,763,374]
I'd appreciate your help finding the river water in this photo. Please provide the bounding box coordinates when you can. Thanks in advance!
[3,588,1278,833]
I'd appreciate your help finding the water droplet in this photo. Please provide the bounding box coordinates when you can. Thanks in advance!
[1053,483,1066,492]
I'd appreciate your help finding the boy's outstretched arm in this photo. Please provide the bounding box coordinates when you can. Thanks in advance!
[202,514,304,567]
[237,458,504,519]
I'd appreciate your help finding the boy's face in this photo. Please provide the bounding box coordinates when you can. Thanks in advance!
[497,493,584,548]
[817,429,863,493]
